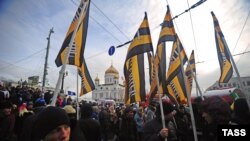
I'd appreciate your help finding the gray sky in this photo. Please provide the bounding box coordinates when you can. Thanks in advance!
[0,0,249,98]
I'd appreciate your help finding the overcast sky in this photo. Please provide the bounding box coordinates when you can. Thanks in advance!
[0,0,249,98]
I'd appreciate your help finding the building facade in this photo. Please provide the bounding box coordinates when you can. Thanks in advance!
[207,76,250,95]
[92,64,125,102]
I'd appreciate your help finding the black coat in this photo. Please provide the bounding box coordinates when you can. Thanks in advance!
[143,118,178,141]
[78,118,101,141]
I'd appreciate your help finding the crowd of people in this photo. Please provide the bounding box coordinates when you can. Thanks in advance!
[0,83,250,141]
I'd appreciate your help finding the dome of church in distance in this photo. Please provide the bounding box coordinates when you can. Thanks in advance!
[105,64,119,75]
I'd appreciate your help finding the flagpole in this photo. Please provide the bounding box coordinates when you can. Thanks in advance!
[187,60,203,100]
[192,71,203,100]
[221,37,250,110]
[51,0,88,106]
[151,47,168,141]
[176,38,198,141]
[76,69,80,120]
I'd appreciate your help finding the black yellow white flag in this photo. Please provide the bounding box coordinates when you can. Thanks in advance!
[55,0,90,67]
[148,5,176,99]
[211,12,233,83]
[185,50,196,96]
[124,12,153,104]
[78,58,95,96]
[124,54,145,103]
[166,36,188,84]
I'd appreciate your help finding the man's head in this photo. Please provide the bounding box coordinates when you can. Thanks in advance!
[156,101,176,121]
[32,106,71,141]
[0,100,12,116]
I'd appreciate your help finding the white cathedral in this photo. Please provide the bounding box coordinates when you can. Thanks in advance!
[92,64,125,102]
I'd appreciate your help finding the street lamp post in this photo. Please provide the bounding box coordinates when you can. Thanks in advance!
[60,71,68,94]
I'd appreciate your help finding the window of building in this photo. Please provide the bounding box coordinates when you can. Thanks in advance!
[228,83,232,87]
[243,81,246,86]
[100,87,102,90]
[247,81,250,86]
[100,93,103,98]
[233,83,236,87]
[106,87,108,90]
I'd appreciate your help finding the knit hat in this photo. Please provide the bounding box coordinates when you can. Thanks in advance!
[34,98,46,107]
[63,105,76,114]
[80,103,93,118]
[32,106,70,141]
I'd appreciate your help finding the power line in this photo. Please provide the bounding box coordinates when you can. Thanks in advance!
[232,10,250,53]
[192,50,250,65]
[235,44,250,64]
[89,16,123,43]
[85,49,109,60]
[0,49,46,70]
[70,0,123,44]
[90,1,131,40]
[186,0,200,62]
[172,0,207,20]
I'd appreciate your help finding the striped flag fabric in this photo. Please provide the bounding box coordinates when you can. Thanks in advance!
[167,50,196,104]
[148,5,176,99]
[166,36,188,84]
[125,12,153,60]
[124,12,153,104]
[185,50,196,96]
[147,52,154,85]
[55,0,90,67]
[124,54,146,103]
[158,5,176,43]
[78,58,95,96]
[167,71,187,104]
[165,36,188,105]
[211,11,233,83]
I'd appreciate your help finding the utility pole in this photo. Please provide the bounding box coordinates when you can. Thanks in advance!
[42,28,54,92]
[60,71,68,94]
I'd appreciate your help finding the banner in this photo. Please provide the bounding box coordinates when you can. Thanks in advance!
[55,0,91,67]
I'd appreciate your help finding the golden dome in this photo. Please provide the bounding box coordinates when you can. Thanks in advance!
[105,65,119,75]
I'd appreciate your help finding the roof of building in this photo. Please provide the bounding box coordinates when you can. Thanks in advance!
[105,64,119,75]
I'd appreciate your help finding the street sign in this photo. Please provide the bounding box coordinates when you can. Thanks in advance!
[108,46,115,56]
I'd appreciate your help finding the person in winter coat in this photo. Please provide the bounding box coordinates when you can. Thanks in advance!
[78,103,101,141]
[0,100,16,141]
[143,101,178,141]
[230,98,250,125]
[118,106,138,141]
